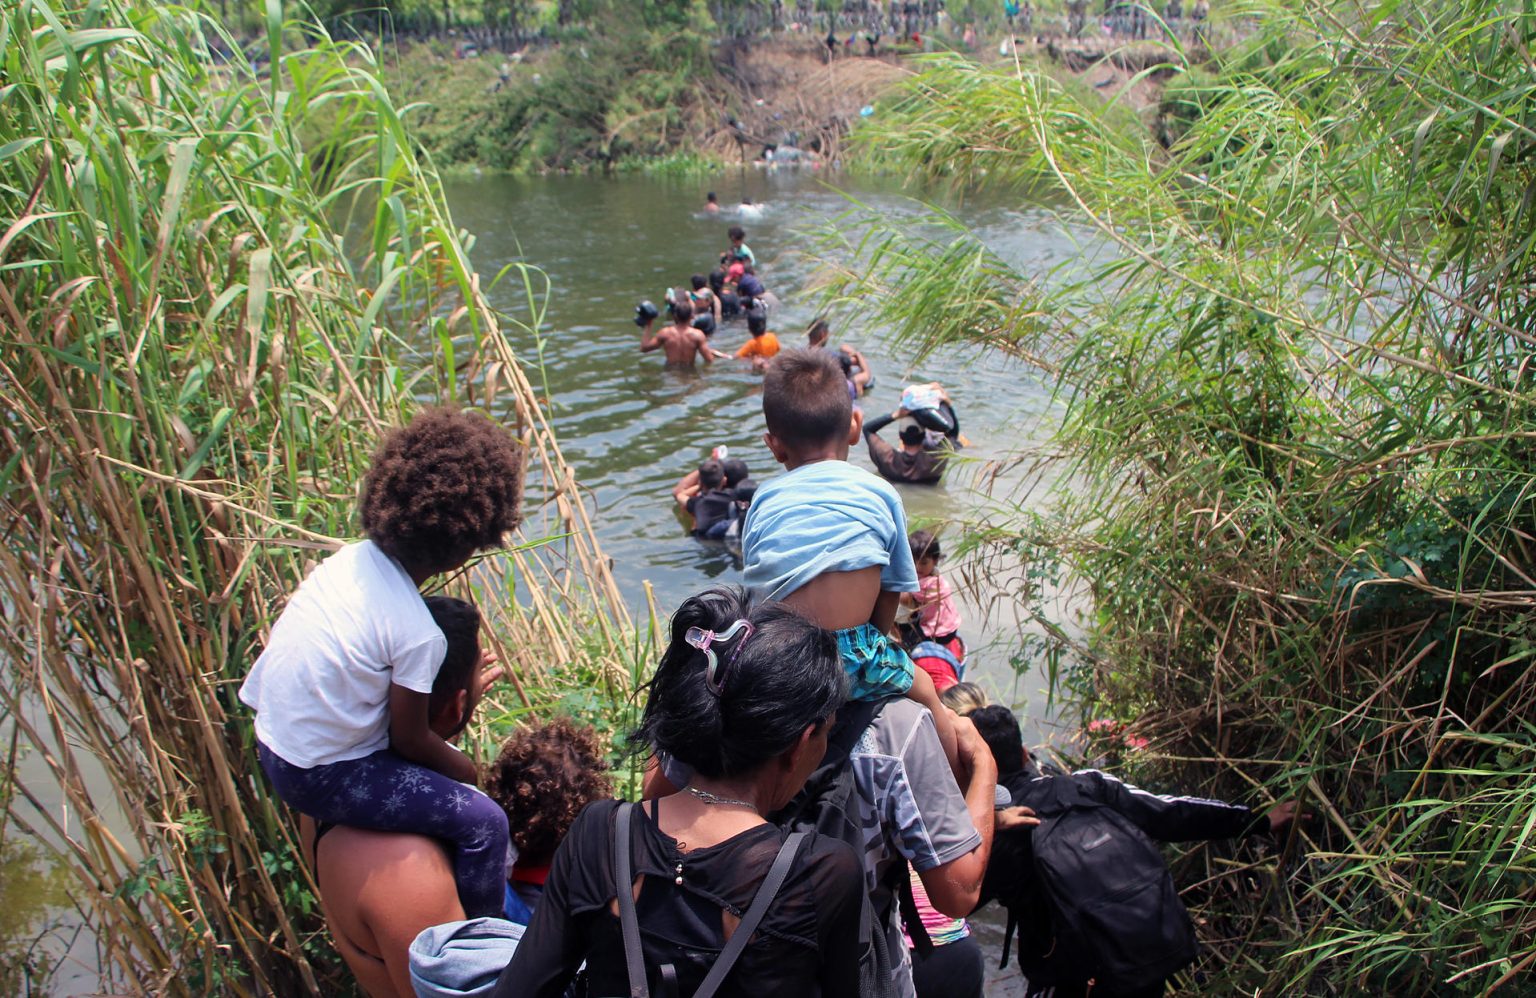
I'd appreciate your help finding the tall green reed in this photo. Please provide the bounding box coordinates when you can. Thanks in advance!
[824,0,1536,990]
[0,0,632,991]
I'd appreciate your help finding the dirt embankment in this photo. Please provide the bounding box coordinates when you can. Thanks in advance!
[694,35,1183,167]
[700,38,911,164]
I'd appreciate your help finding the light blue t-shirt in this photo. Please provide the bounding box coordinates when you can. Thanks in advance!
[742,460,919,600]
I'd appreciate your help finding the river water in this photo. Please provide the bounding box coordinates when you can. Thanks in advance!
[445,167,1087,742]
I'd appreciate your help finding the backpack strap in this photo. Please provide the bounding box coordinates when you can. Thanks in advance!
[692,831,807,998]
[613,803,650,998]
[1000,907,1017,970]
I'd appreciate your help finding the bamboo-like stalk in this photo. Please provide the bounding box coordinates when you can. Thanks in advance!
[0,1,637,992]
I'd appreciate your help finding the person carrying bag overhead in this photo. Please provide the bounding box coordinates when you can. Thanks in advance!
[493,587,865,998]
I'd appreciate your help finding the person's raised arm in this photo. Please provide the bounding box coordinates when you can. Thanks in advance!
[673,469,701,509]
[917,714,996,917]
[639,319,661,353]
[863,411,897,437]
[1079,769,1265,842]
[389,685,477,784]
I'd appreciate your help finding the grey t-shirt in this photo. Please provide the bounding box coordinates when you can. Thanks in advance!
[851,699,982,998]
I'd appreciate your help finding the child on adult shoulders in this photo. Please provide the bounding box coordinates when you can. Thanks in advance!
[239,407,525,919]
[901,529,967,664]
[742,349,959,770]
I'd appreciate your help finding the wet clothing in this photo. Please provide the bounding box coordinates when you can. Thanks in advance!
[736,331,781,360]
[863,413,955,485]
[494,798,865,998]
[737,272,766,299]
[688,488,739,538]
[258,743,510,919]
[742,460,919,601]
[837,622,916,700]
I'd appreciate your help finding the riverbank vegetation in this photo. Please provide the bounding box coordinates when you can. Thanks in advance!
[828,0,1536,990]
[0,0,635,991]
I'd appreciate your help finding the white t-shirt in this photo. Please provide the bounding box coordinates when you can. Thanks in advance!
[239,540,446,769]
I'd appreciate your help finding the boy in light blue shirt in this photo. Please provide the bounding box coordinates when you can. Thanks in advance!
[744,349,958,769]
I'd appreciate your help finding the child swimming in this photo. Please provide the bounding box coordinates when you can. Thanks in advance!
[741,349,959,768]
[239,406,525,919]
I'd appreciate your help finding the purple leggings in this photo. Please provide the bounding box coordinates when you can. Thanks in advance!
[258,742,509,918]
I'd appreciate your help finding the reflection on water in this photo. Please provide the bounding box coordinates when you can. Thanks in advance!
[445,168,1085,735]
[0,825,72,993]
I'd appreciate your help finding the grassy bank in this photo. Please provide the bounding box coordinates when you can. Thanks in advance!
[830,0,1536,991]
[0,0,636,991]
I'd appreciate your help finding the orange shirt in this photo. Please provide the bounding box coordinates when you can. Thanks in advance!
[736,332,781,359]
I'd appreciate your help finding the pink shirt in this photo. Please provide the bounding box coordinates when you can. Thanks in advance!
[917,573,962,638]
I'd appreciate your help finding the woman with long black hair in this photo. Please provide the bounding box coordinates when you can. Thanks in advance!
[494,587,864,998]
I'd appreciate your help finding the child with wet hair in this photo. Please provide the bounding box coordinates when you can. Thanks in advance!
[742,349,959,770]
[240,406,525,919]
[485,717,615,923]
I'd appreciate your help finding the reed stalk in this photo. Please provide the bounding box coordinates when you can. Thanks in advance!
[0,0,632,991]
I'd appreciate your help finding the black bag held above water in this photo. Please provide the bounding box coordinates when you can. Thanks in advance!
[610,802,806,998]
[999,778,1199,991]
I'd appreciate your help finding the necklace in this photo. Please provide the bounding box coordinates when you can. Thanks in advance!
[686,786,758,810]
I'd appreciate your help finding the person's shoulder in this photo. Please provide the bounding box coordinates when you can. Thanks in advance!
[859,697,935,757]
[799,828,864,886]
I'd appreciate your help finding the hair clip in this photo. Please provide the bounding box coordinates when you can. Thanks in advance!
[685,619,756,696]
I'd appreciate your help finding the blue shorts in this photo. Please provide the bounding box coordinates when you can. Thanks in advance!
[836,623,915,701]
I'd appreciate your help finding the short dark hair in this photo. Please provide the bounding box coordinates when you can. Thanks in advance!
[807,318,830,345]
[633,587,846,779]
[671,297,694,323]
[691,273,708,290]
[748,312,768,336]
[900,424,926,446]
[485,717,614,866]
[424,596,481,717]
[706,191,717,201]
[763,349,852,450]
[728,225,746,241]
[360,407,525,575]
[970,704,1026,776]
[909,529,942,562]
[709,269,726,293]
[698,459,725,490]
[733,479,757,504]
[722,458,750,487]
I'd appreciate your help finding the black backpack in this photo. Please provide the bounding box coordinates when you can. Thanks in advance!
[767,697,899,998]
[993,775,1199,992]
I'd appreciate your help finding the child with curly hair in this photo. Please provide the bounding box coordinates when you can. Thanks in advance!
[484,717,615,923]
[240,406,525,919]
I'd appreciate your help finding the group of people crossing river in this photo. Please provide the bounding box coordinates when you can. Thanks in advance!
[239,212,1303,998]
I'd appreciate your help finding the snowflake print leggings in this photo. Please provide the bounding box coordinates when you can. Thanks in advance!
[257,742,509,918]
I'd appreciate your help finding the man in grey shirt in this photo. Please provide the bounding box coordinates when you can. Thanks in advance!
[852,700,997,997]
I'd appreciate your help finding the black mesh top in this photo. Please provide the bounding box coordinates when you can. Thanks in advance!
[495,797,866,998]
